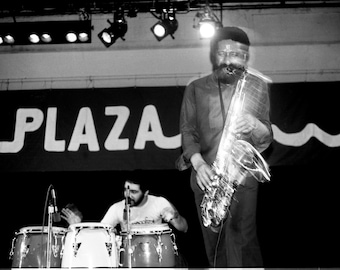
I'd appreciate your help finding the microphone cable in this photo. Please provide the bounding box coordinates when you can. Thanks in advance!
[213,219,225,268]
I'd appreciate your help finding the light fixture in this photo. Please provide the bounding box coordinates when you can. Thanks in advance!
[78,32,89,42]
[4,34,15,44]
[28,33,40,44]
[194,6,222,39]
[65,32,77,43]
[0,21,92,46]
[98,7,127,48]
[41,33,52,43]
[150,8,178,41]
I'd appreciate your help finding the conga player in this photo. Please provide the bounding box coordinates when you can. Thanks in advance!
[101,176,188,233]
[101,173,188,267]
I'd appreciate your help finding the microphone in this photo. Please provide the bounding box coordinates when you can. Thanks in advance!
[125,186,131,206]
[50,186,61,222]
[123,187,131,221]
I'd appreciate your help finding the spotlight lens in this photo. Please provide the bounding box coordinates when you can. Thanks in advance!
[153,24,166,38]
[101,32,112,44]
[78,32,89,42]
[41,33,52,43]
[4,34,15,44]
[199,23,216,39]
[66,32,77,43]
[29,33,40,44]
[0,36,3,45]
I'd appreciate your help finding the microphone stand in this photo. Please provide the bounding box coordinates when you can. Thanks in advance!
[46,186,60,268]
[125,188,132,268]
[46,201,54,268]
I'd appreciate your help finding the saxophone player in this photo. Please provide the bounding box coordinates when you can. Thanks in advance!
[177,27,273,267]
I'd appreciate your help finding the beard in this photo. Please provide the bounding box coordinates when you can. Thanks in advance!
[130,192,145,207]
[215,63,245,84]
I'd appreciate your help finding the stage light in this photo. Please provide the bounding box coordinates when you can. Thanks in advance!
[98,20,127,47]
[194,6,222,39]
[98,7,127,48]
[78,32,89,42]
[41,33,52,43]
[150,8,178,41]
[199,19,217,39]
[66,32,77,43]
[4,34,15,44]
[28,33,40,44]
[0,20,92,46]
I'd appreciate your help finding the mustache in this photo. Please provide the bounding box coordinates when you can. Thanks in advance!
[217,63,245,75]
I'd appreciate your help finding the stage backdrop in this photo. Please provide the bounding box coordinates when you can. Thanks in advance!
[0,81,339,171]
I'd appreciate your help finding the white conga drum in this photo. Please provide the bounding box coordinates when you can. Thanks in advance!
[120,223,178,267]
[10,226,66,268]
[61,222,118,268]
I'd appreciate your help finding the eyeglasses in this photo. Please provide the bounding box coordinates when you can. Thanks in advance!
[217,51,248,61]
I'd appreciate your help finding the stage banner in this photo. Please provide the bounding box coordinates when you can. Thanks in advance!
[0,87,184,171]
[265,81,340,166]
[0,82,339,171]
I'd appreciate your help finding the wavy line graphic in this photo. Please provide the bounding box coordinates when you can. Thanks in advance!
[272,123,340,147]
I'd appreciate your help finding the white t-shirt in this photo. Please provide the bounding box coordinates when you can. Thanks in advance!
[101,195,173,231]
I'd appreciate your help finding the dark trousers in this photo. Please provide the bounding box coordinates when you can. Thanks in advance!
[191,172,263,267]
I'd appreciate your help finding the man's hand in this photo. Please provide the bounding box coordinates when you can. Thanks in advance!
[190,153,215,191]
[195,162,215,191]
[235,113,258,135]
[161,207,179,222]
[61,208,82,225]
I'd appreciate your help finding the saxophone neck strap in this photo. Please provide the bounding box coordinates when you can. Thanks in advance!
[217,79,226,125]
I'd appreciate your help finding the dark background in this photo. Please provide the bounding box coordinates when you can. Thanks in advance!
[1,82,340,268]
[0,162,339,268]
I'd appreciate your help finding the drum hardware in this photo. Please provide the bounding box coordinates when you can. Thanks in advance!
[70,227,81,257]
[104,227,115,258]
[105,242,113,257]
[9,233,28,261]
[51,233,62,258]
[155,234,163,262]
[9,237,16,260]
[154,231,179,263]
[170,233,179,256]
[72,242,81,257]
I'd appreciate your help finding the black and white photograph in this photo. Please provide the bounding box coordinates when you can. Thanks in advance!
[0,0,339,269]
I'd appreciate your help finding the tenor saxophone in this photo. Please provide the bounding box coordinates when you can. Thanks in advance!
[200,68,271,230]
